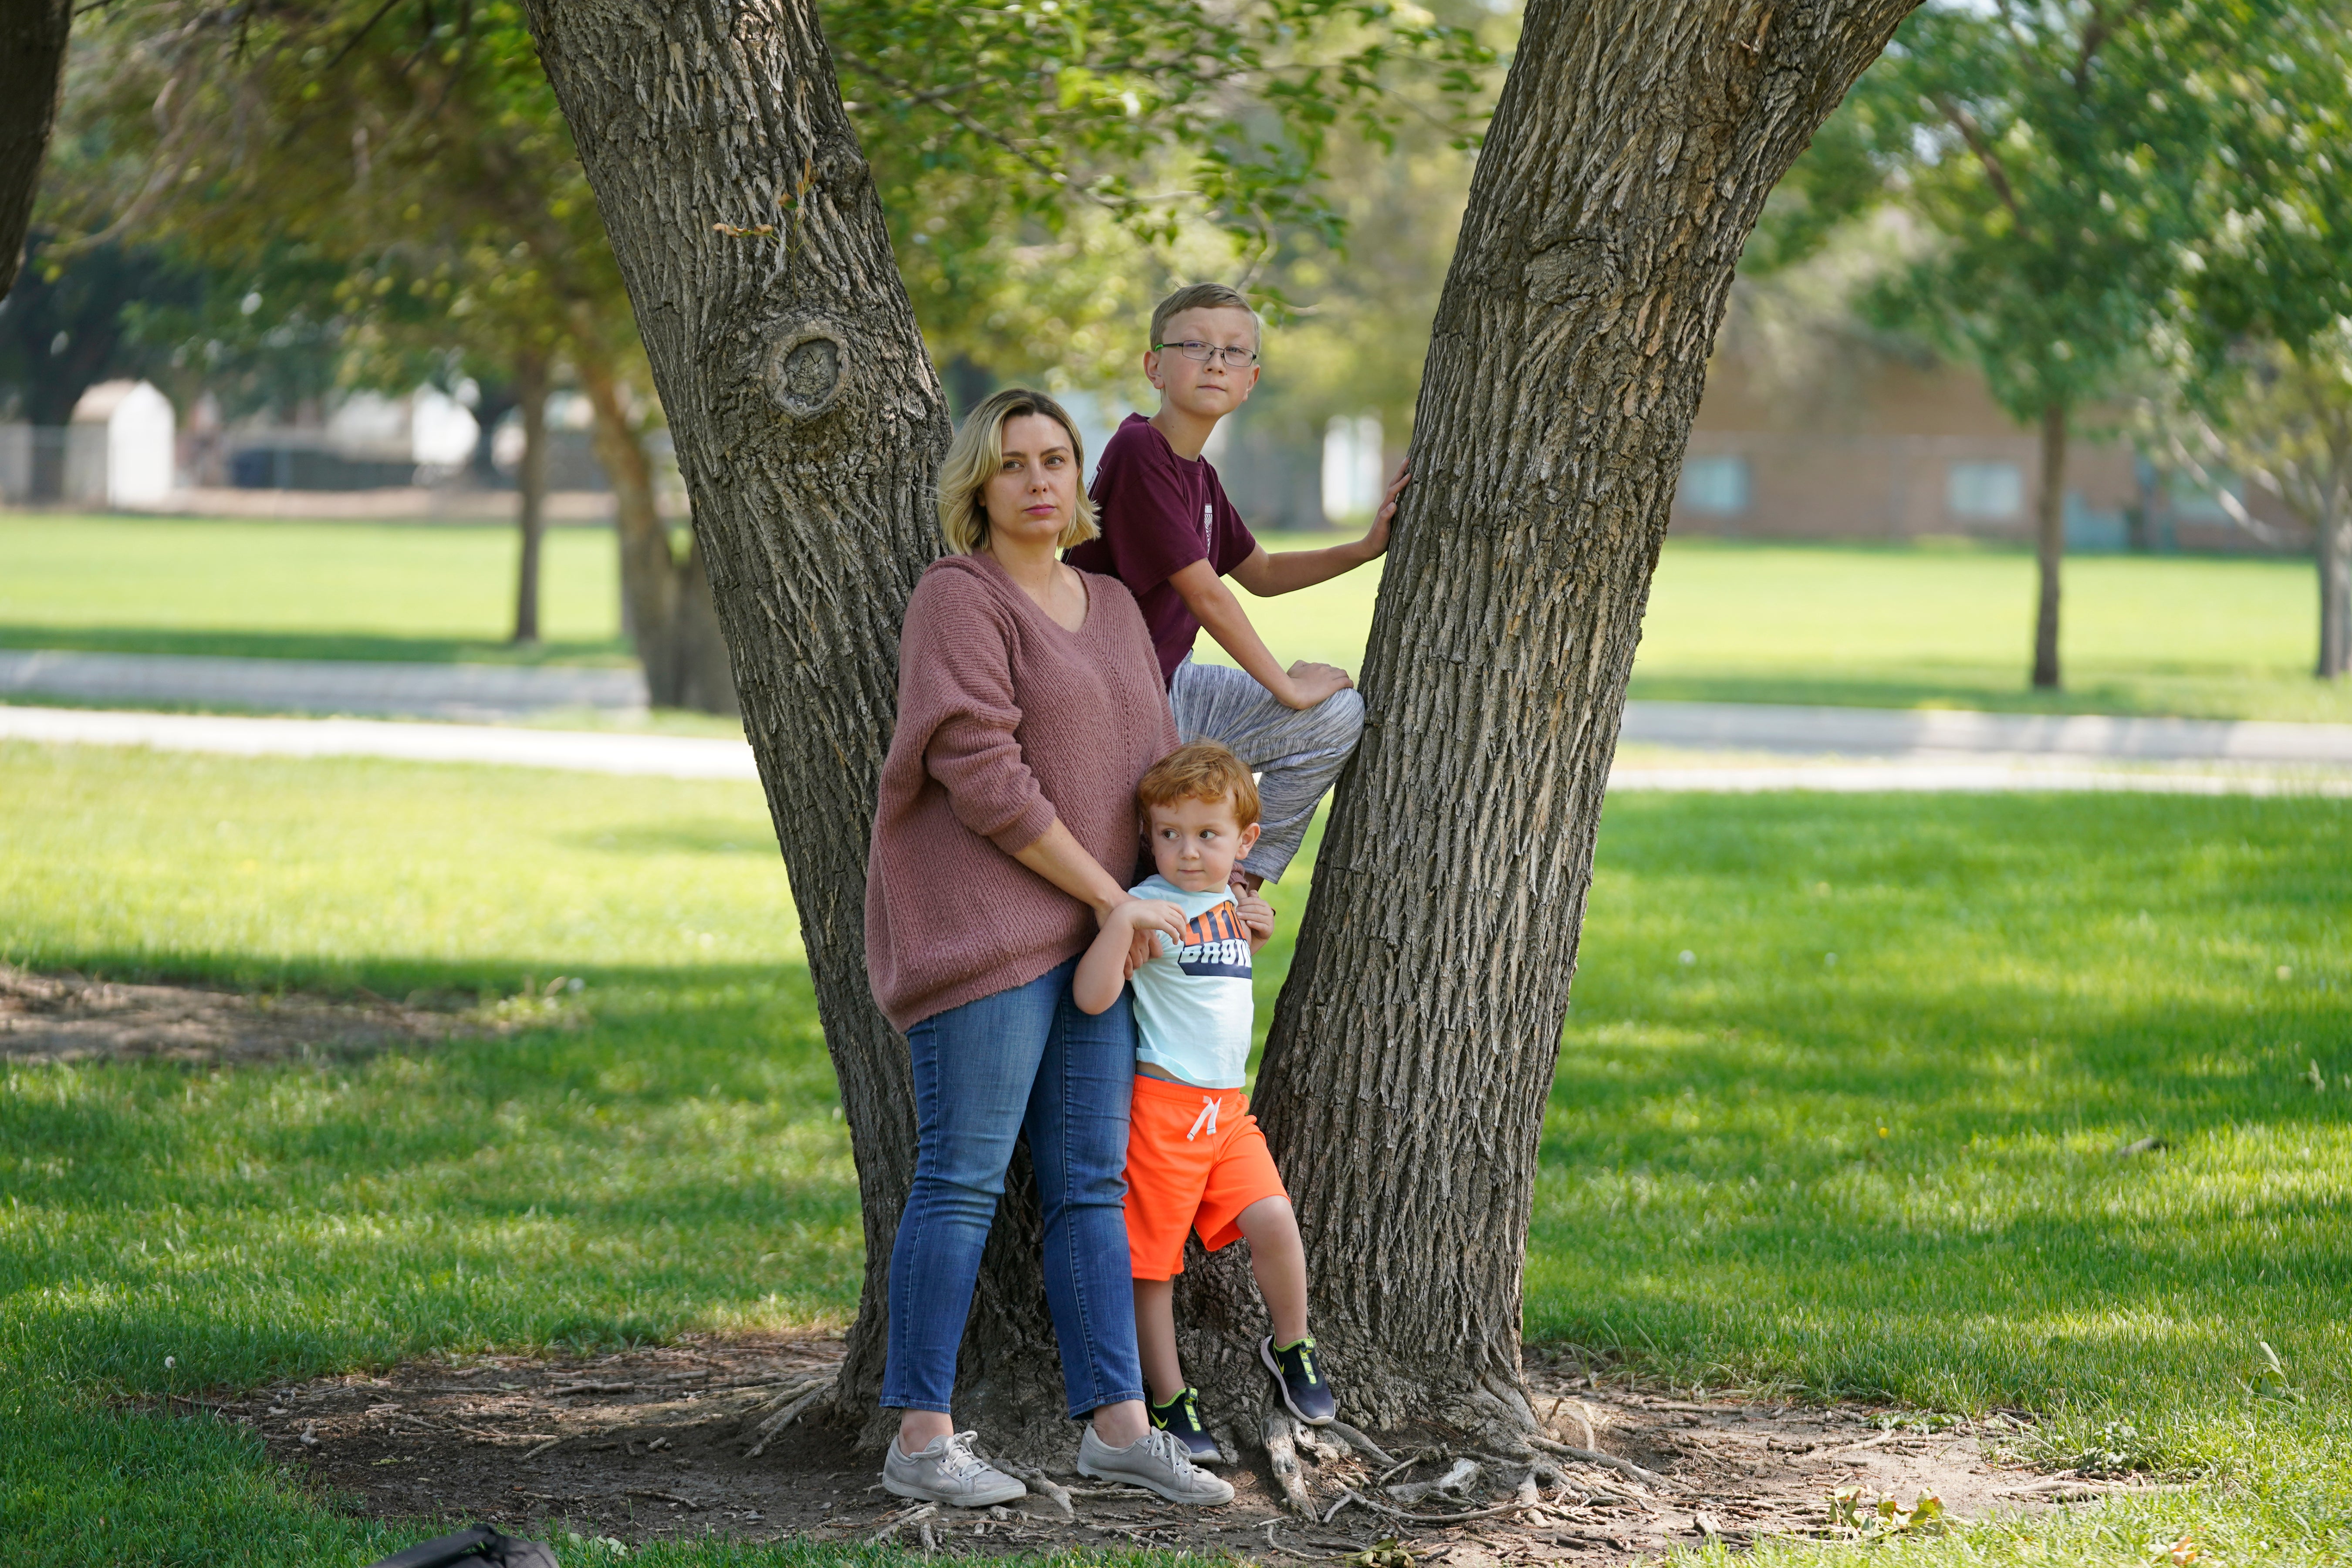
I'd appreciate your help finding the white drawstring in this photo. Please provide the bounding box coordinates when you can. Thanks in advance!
[1186,1096,1220,1141]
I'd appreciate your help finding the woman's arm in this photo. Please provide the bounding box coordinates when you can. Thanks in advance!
[1011,818,1134,920]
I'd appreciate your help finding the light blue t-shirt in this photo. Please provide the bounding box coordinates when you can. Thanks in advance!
[1126,874,1255,1090]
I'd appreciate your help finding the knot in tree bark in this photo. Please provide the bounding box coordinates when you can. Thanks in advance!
[764,318,851,423]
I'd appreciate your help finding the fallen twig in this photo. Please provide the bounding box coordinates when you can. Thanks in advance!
[870,1502,938,1543]
[548,1381,637,1396]
[520,1437,561,1459]
[625,1488,701,1508]
[1000,1463,1075,1521]
[1524,1434,1672,1490]
[1338,1487,1532,1527]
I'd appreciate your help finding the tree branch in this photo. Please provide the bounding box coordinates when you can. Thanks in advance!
[1930,91,2031,234]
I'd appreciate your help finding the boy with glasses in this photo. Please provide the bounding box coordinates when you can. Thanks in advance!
[1064,282,1406,894]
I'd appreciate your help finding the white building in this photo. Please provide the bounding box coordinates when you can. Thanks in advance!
[66,380,177,508]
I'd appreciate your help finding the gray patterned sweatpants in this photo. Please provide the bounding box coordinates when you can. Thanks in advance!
[1168,656,1365,883]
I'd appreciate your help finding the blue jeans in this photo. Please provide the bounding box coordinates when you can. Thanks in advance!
[881,957,1146,1419]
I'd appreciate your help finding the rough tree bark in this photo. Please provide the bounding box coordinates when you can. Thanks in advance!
[522,0,1009,1449]
[573,331,739,715]
[2032,400,2066,689]
[1169,0,1922,1450]
[512,348,550,647]
[530,0,1917,1461]
[0,0,69,299]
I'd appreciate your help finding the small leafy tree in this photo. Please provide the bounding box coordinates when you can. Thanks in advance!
[1860,0,2271,690]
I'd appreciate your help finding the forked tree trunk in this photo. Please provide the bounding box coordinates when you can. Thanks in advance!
[512,348,550,647]
[2033,400,2066,689]
[528,0,1917,1461]
[1179,0,1921,1446]
[574,335,739,715]
[0,0,69,299]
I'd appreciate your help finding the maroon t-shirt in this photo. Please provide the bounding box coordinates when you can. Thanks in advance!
[1064,414,1259,686]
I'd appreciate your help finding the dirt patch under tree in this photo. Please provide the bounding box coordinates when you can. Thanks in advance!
[162,1336,2185,1563]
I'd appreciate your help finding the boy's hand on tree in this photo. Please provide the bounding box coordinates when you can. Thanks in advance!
[1360,460,1410,559]
[1280,660,1354,710]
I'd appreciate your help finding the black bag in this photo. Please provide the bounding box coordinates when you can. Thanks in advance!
[363,1524,560,1568]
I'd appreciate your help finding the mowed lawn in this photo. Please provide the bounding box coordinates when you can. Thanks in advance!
[5,514,2348,722]
[2,740,2346,1565]
[0,514,627,665]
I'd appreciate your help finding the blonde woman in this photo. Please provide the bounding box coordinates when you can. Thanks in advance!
[864,389,1231,1506]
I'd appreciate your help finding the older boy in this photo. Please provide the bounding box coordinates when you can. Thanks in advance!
[1075,741,1338,1467]
[1064,283,1406,890]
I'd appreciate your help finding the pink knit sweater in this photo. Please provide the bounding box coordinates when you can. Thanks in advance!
[865,552,1178,1031]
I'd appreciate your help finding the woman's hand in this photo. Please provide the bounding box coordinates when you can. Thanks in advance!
[1075,896,1189,1013]
[1102,896,1187,977]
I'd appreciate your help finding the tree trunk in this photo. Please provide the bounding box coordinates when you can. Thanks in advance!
[529,0,1917,1462]
[512,348,550,647]
[1184,0,1921,1446]
[0,0,68,300]
[2320,461,2350,680]
[2032,400,2066,689]
[573,333,738,716]
[522,0,960,1445]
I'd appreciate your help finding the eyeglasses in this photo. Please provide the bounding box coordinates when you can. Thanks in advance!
[1153,340,1259,369]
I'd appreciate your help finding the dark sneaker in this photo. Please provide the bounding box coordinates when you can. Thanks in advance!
[1149,1386,1223,1464]
[1260,1335,1336,1425]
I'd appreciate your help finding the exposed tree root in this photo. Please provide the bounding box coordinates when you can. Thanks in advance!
[740,1375,834,1459]
[1526,1433,1673,1489]
[1263,1412,1318,1517]
[998,1463,1075,1521]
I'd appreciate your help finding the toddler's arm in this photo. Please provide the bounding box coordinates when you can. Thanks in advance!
[1073,898,1188,1014]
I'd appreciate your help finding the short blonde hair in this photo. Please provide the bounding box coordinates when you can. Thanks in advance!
[1138,740,1261,829]
[1150,283,1261,356]
[936,387,1100,555]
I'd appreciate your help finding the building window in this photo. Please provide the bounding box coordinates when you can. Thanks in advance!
[1678,454,1749,514]
[1946,461,2024,520]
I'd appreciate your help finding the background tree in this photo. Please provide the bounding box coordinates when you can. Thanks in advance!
[0,0,70,298]
[2163,3,2352,677]
[1857,1,2266,690]
[522,0,1919,1465]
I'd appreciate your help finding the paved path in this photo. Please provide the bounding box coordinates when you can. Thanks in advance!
[7,704,2347,794]
[0,649,646,720]
[10,648,2352,765]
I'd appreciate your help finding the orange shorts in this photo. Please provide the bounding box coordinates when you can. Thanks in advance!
[1122,1074,1288,1281]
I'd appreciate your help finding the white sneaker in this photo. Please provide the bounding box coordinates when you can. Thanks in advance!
[882,1429,1028,1507]
[1077,1423,1235,1505]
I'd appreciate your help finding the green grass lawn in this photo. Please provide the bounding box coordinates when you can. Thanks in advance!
[7,515,2348,722]
[1216,536,2352,724]
[2,744,2348,1565]
[0,514,626,665]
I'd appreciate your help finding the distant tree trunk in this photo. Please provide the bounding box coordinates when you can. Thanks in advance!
[1174,0,1922,1450]
[2032,401,2066,689]
[572,333,738,716]
[2319,459,2350,680]
[0,0,68,299]
[511,348,550,647]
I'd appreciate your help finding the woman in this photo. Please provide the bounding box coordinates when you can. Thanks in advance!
[865,387,1232,1507]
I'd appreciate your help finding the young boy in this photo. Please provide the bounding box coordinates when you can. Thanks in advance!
[1064,283,1407,892]
[1073,741,1338,1468]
